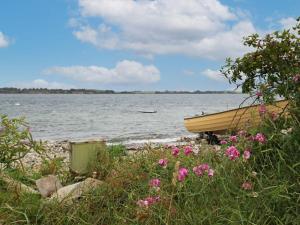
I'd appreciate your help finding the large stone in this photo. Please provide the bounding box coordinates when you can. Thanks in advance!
[0,172,39,195]
[36,175,62,197]
[50,178,104,203]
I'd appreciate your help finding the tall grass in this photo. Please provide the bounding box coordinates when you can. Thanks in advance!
[1,119,299,225]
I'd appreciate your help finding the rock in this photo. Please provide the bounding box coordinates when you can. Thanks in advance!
[61,142,70,151]
[0,172,39,195]
[50,178,104,203]
[36,175,62,197]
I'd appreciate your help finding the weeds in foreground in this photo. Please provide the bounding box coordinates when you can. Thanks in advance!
[1,116,299,224]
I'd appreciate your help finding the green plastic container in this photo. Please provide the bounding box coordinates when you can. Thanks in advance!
[69,140,106,174]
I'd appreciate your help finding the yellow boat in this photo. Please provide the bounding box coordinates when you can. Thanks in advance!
[184,100,289,135]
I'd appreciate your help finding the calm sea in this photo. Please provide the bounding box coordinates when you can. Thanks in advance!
[0,94,249,143]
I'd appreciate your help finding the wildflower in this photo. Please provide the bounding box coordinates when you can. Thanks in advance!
[256,91,262,97]
[199,163,210,171]
[220,140,227,145]
[184,146,193,156]
[259,104,267,115]
[158,158,168,168]
[255,133,266,143]
[177,167,188,182]
[225,146,240,160]
[193,166,203,176]
[149,179,161,188]
[172,146,180,157]
[229,135,238,143]
[193,164,211,177]
[137,199,149,208]
[238,130,247,137]
[208,169,214,177]
[293,74,300,83]
[137,196,160,208]
[243,150,251,160]
[242,181,253,190]
[145,196,160,205]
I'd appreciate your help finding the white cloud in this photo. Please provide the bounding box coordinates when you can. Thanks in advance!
[44,60,160,84]
[71,0,256,59]
[13,79,76,89]
[279,17,297,30]
[202,69,227,82]
[0,32,10,48]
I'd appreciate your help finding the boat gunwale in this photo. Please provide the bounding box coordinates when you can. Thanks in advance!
[184,99,288,121]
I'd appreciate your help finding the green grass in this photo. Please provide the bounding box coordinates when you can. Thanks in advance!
[0,125,299,224]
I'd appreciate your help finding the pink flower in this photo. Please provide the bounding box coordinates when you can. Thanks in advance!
[225,146,240,160]
[255,133,266,143]
[184,146,193,156]
[149,178,161,188]
[177,167,188,182]
[193,166,204,176]
[208,169,214,177]
[242,181,253,190]
[256,91,262,97]
[137,196,160,208]
[243,150,251,160]
[158,158,168,168]
[199,163,210,171]
[293,74,300,83]
[238,130,247,137]
[259,104,267,115]
[193,166,203,177]
[137,199,149,208]
[145,196,160,205]
[172,146,180,157]
[229,135,238,143]
[220,140,227,145]
[193,164,213,177]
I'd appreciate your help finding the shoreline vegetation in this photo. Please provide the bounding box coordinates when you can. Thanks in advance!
[0,87,240,94]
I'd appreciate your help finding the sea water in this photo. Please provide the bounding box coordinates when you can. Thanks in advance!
[0,94,249,143]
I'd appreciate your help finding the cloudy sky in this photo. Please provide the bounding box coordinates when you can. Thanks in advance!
[0,0,299,91]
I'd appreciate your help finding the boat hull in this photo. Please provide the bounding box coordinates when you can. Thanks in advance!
[184,100,289,134]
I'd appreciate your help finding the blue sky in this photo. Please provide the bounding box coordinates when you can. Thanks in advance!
[0,0,299,91]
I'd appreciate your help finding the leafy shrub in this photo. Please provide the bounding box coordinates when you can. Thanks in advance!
[0,114,43,169]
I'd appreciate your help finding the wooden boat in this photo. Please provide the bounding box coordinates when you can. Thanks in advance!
[184,100,289,134]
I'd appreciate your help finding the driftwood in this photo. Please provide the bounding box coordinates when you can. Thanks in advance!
[0,172,39,194]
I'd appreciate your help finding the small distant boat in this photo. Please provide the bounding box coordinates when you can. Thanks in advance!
[138,110,157,114]
[184,100,289,134]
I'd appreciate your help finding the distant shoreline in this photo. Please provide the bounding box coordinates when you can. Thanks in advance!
[0,88,241,94]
